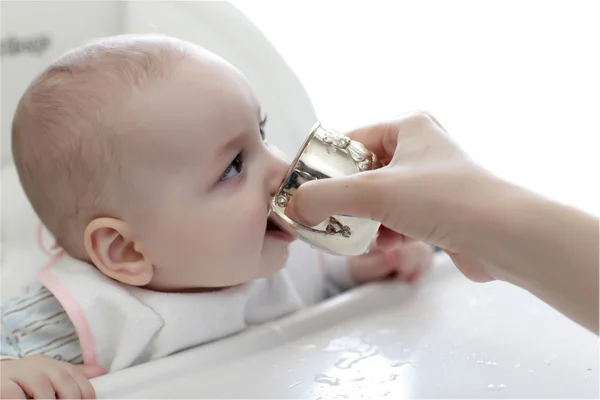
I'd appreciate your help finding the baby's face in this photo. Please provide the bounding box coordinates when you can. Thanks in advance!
[118,54,295,290]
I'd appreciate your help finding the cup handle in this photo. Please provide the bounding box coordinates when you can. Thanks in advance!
[270,197,353,238]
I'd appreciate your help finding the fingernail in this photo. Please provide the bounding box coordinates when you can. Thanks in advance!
[285,201,311,226]
[284,201,298,221]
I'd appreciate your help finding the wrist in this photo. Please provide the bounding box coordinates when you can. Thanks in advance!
[436,168,510,257]
[323,253,357,291]
[454,173,552,280]
[465,177,584,279]
[458,177,538,281]
[459,175,599,332]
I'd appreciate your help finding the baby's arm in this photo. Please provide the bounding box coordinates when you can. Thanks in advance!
[1,283,82,363]
[322,240,435,297]
[321,252,359,296]
[1,283,104,399]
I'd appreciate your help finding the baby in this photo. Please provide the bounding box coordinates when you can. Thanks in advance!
[1,34,434,399]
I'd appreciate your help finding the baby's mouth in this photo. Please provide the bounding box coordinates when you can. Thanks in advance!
[265,215,297,242]
[266,219,281,232]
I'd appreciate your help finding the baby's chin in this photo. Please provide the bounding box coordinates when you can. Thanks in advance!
[259,244,290,277]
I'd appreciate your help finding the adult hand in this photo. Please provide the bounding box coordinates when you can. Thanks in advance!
[286,111,598,333]
[287,111,498,282]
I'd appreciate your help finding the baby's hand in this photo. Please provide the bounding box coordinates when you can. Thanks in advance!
[349,240,434,285]
[0,356,105,399]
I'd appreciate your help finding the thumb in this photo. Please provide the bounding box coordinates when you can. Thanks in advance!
[285,170,383,227]
[74,364,106,379]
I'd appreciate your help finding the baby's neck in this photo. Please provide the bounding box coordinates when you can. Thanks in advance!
[142,284,233,294]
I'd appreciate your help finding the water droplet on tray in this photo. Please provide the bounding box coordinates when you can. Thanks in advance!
[314,374,340,386]
[390,361,410,368]
[334,346,379,369]
[287,380,302,389]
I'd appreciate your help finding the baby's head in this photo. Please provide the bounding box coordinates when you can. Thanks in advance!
[12,34,294,291]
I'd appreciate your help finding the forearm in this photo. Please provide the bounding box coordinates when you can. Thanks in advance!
[467,179,599,333]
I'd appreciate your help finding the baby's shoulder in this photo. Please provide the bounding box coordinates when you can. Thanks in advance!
[1,281,60,318]
[1,281,82,363]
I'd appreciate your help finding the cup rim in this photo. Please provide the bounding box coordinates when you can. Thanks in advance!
[272,121,321,200]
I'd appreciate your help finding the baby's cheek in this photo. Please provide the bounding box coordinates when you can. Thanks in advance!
[237,210,266,248]
[225,207,262,249]
[150,216,206,257]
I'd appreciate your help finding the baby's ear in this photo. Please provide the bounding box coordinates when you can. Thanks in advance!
[83,218,153,286]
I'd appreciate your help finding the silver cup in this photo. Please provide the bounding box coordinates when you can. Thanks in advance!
[269,122,382,256]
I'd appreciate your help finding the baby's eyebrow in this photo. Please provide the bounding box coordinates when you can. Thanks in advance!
[215,131,246,159]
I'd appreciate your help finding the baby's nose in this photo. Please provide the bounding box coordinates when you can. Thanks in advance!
[266,147,291,197]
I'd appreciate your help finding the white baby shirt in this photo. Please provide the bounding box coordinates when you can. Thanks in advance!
[0,240,355,372]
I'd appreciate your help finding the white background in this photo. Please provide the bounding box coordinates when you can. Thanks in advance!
[2,1,598,214]
[233,0,600,215]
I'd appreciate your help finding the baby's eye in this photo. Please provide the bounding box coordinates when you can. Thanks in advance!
[259,115,267,140]
[221,153,243,181]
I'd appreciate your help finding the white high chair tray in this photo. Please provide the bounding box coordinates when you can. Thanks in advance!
[92,254,598,398]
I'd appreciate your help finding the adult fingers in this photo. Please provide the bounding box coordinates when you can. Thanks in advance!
[345,111,446,160]
[285,169,389,227]
[344,121,399,162]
